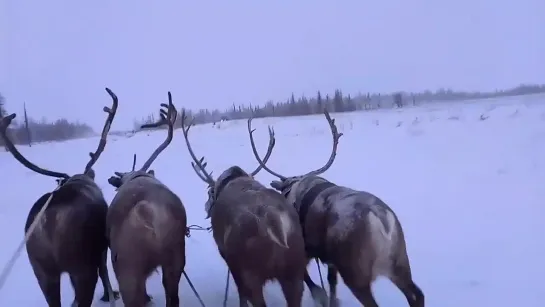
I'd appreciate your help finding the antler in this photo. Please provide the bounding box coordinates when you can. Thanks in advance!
[247,119,278,177]
[303,109,343,176]
[131,154,136,171]
[139,92,177,172]
[180,109,215,186]
[84,88,119,174]
[0,113,70,179]
[248,109,343,179]
[247,119,287,180]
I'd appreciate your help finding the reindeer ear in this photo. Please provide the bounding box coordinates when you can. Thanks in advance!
[270,180,283,190]
[108,176,122,188]
[86,168,96,179]
[147,170,155,176]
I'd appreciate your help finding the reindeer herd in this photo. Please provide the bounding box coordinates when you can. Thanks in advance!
[0,88,425,307]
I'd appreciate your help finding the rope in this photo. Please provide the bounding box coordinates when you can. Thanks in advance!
[315,258,325,289]
[0,183,62,291]
[182,224,210,306]
[183,271,206,307]
[223,269,230,307]
[185,224,212,237]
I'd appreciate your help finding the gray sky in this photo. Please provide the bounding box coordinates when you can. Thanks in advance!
[1,0,544,130]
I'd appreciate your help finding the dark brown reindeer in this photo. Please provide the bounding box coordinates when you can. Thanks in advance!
[180,110,307,307]
[106,94,188,307]
[0,88,120,307]
[248,110,425,307]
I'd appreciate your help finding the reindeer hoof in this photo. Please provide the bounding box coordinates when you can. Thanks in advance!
[100,290,120,302]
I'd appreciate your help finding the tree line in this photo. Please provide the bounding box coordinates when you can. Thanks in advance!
[0,93,93,148]
[135,83,545,129]
[2,83,544,147]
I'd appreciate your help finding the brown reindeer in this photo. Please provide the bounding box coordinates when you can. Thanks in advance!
[180,110,307,307]
[248,110,425,307]
[0,88,120,307]
[106,94,187,307]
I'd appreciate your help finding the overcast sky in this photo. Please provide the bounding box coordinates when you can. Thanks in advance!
[1,0,543,130]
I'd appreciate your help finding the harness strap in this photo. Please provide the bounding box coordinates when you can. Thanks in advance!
[298,181,335,239]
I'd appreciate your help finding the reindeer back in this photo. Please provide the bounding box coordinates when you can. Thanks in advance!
[25,174,106,233]
[210,177,300,253]
[107,172,183,235]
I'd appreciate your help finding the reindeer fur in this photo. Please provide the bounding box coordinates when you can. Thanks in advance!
[181,112,307,307]
[106,95,186,307]
[0,88,120,307]
[107,170,186,307]
[272,176,424,307]
[208,167,306,307]
[26,170,119,307]
[248,109,425,307]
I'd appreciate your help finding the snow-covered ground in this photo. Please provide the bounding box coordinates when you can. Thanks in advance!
[0,94,544,306]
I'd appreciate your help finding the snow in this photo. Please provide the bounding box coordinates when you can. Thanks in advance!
[1,94,544,306]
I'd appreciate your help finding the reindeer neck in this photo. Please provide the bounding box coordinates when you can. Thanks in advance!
[214,172,246,200]
[298,181,336,237]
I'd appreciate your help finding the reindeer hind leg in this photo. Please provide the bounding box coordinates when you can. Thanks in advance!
[69,268,99,307]
[278,276,304,307]
[99,250,120,302]
[228,267,254,307]
[327,265,340,307]
[388,259,425,307]
[338,265,378,307]
[161,250,185,307]
[30,260,62,307]
[36,273,62,307]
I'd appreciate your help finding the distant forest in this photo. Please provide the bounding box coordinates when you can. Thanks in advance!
[0,94,93,147]
[1,83,544,147]
[134,83,545,130]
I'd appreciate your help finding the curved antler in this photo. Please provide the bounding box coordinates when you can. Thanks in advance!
[0,114,70,179]
[248,118,285,178]
[84,87,119,174]
[180,109,216,186]
[248,109,343,179]
[248,118,287,180]
[304,109,343,176]
[139,92,177,172]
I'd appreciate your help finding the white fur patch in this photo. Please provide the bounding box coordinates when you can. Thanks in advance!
[267,211,292,248]
[368,210,396,241]
[55,209,71,231]
[223,225,232,247]
[84,185,104,200]
[367,210,397,278]
[33,215,49,243]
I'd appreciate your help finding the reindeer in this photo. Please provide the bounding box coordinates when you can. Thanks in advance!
[180,110,307,307]
[0,88,120,307]
[106,94,187,307]
[247,110,425,307]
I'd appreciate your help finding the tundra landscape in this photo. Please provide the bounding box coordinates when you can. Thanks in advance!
[0,93,543,306]
[2,1,542,306]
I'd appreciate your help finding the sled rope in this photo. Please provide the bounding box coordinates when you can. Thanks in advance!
[185,224,212,237]
[184,271,206,307]
[223,269,230,307]
[0,183,61,292]
[315,258,325,289]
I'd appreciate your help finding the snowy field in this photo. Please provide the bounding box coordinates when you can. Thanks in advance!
[0,94,544,306]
